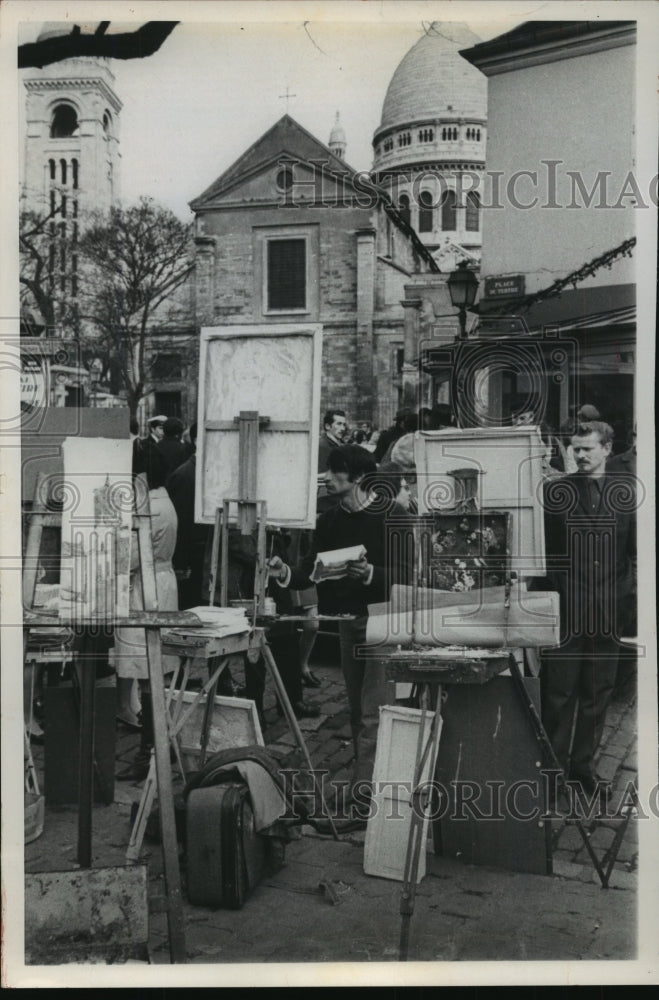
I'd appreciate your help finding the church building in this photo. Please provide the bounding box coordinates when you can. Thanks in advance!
[190,22,486,429]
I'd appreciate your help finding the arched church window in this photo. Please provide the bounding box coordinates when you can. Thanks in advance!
[418,190,434,233]
[60,159,67,185]
[50,104,78,138]
[72,159,79,189]
[398,193,411,227]
[440,190,457,231]
[49,159,56,180]
[465,192,480,232]
[441,128,447,141]
[476,129,481,141]
[103,110,112,134]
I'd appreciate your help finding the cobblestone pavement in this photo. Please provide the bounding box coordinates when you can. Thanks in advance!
[25,637,640,968]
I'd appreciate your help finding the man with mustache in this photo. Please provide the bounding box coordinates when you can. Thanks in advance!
[540,421,637,805]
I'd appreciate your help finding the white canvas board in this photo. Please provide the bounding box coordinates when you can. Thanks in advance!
[58,437,133,621]
[196,324,322,527]
[364,705,441,882]
[414,427,546,576]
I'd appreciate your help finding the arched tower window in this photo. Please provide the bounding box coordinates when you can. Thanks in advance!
[103,110,112,135]
[440,190,457,231]
[466,192,480,232]
[72,159,79,189]
[60,159,67,185]
[49,159,56,180]
[398,193,411,227]
[50,104,78,138]
[418,190,434,233]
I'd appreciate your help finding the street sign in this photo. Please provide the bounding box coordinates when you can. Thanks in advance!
[483,275,525,299]
[20,356,49,408]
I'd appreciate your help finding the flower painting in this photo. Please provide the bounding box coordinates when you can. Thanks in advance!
[422,512,510,593]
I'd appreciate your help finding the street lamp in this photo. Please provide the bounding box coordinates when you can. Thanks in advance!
[447,260,479,341]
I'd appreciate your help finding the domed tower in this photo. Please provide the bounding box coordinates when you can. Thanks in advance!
[328,112,347,160]
[372,22,487,263]
[21,22,122,220]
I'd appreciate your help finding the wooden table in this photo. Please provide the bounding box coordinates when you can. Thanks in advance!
[126,625,259,861]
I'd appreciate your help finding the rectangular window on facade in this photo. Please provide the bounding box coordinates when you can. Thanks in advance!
[154,391,182,418]
[266,238,306,311]
[152,353,183,380]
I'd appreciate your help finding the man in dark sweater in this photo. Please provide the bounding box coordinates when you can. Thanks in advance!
[269,445,413,801]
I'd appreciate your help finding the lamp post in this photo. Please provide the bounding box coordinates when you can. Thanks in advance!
[447,260,479,341]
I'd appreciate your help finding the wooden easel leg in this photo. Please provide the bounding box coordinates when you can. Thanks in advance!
[77,630,95,868]
[146,627,187,963]
[399,684,443,961]
[260,638,339,840]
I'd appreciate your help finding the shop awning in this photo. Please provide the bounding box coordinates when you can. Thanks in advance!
[476,283,636,334]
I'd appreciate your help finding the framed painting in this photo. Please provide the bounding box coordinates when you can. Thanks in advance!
[414,426,546,576]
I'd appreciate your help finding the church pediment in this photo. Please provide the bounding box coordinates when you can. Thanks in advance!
[191,153,365,210]
[190,114,355,211]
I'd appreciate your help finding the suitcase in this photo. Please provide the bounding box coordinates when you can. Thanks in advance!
[186,782,266,908]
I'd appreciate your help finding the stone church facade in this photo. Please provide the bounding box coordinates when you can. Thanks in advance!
[190,115,438,428]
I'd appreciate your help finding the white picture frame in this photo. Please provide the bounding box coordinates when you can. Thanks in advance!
[414,426,546,576]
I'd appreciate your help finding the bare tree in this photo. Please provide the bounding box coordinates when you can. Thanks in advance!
[78,197,194,419]
[19,205,79,336]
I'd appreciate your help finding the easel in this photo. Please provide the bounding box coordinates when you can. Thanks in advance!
[387,480,633,959]
[207,410,339,839]
[23,471,205,963]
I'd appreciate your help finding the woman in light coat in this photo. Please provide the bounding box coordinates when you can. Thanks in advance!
[115,441,179,781]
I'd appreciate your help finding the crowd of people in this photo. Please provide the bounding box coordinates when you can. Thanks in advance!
[110,402,637,818]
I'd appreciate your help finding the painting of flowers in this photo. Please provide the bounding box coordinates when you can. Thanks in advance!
[421,512,510,593]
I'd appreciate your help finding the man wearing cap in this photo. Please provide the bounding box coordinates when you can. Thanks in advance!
[134,415,168,486]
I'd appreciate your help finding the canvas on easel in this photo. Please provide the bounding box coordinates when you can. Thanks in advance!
[195,324,323,528]
[58,437,133,621]
[414,426,547,576]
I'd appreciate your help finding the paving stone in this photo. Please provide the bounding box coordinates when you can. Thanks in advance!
[556,823,585,852]
[596,754,621,782]
[316,701,346,716]
[591,867,637,890]
[552,848,579,867]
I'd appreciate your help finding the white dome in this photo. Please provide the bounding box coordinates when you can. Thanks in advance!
[376,23,486,137]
